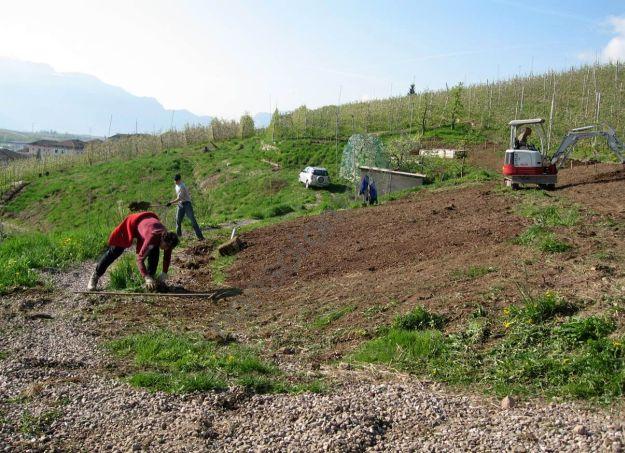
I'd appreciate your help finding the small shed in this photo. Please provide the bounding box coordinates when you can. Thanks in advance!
[359,166,426,197]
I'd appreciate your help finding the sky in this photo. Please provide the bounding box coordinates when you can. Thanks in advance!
[1,0,624,119]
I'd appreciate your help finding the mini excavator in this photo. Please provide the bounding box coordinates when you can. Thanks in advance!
[502,118,625,189]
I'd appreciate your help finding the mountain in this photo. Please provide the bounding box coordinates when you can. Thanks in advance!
[0,58,212,136]
[253,112,272,128]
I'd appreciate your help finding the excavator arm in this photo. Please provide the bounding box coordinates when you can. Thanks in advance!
[549,125,625,168]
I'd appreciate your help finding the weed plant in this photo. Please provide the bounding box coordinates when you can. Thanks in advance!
[311,306,355,329]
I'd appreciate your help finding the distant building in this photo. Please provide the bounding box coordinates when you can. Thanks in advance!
[23,139,86,158]
[0,148,29,166]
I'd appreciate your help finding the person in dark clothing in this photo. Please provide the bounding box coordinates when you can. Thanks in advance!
[368,180,378,205]
[515,127,532,149]
[359,174,370,204]
[87,211,179,291]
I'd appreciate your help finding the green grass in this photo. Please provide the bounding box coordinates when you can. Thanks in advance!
[0,351,7,360]
[392,306,446,331]
[108,253,146,291]
[352,292,625,401]
[107,330,321,394]
[311,306,355,329]
[4,137,352,232]
[0,228,106,294]
[514,225,573,253]
[518,203,580,228]
[513,200,578,253]
[352,329,446,365]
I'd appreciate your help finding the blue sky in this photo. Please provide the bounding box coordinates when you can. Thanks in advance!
[1,0,624,119]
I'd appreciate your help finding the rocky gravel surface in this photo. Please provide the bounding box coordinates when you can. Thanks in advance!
[1,264,624,451]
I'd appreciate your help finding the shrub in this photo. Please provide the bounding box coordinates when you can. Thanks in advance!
[393,306,446,331]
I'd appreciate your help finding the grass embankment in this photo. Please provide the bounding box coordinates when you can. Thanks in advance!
[3,136,351,232]
[107,330,323,394]
[353,293,625,402]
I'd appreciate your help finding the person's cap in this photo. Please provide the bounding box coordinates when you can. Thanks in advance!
[174,174,181,181]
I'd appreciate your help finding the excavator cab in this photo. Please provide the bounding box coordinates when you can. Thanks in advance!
[503,118,556,189]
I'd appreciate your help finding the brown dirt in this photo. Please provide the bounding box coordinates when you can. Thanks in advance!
[229,187,521,289]
[96,155,625,362]
[557,163,625,218]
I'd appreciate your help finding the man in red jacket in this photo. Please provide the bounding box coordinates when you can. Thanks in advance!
[87,211,179,291]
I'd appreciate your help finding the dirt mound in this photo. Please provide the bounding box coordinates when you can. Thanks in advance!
[229,187,521,289]
[173,242,215,275]
[557,163,625,217]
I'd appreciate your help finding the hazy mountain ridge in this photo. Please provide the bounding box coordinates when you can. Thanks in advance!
[0,58,213,135]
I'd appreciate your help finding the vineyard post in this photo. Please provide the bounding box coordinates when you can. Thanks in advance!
[335,86,342,172]
[409,92,415,133]
[594,92,601,148]
[547,79,556,151]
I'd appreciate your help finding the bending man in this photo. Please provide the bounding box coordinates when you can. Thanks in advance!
[168,173,205,240]
[87,211,179,291]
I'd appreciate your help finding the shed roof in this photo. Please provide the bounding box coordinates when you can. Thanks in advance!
[508,118,545,126]
[359,166,426,178]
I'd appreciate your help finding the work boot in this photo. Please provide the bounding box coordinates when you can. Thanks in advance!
[87,271,99,291]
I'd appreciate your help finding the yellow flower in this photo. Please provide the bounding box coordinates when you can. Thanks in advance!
[613,340,622,348]
[503,307,510,316]
[503,321,512,329]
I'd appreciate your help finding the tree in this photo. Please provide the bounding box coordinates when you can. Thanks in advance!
[387,136,422,171]
[408,83,416,95]
[420,91,431,134]
[269,108,281,141]
[449,83,464,130]
[239,113,255,139]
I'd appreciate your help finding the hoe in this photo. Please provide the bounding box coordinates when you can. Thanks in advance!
[502,118,625,189]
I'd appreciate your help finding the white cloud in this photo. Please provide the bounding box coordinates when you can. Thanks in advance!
[601,16,625,63]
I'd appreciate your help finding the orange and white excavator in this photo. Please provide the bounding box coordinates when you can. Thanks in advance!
[502,118,625,189]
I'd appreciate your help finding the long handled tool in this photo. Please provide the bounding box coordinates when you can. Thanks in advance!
[74,287,242,301]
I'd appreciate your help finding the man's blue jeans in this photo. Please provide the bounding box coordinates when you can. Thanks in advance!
[176,201,204,239]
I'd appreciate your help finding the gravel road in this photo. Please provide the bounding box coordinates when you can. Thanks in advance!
[1,264,624,452]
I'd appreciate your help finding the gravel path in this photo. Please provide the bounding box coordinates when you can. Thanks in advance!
[1,265,624,451]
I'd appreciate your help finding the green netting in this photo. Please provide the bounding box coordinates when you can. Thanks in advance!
[339,134,390,183]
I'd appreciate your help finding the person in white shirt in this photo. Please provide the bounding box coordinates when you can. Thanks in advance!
[167,174,205,240]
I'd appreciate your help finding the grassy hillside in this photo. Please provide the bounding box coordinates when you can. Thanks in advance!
[3,137,348,232]
[270,63,625,157]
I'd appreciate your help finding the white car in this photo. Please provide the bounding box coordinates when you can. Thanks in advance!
[299,166,330,188]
